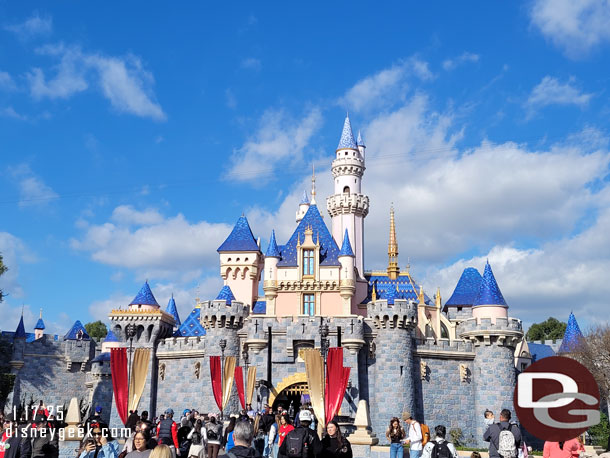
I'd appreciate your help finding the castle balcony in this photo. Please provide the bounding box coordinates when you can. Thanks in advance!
[331,156,365,177]
[326,193,370,217]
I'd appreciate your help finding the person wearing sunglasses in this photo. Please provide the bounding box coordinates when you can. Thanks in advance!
[79,428,119,458]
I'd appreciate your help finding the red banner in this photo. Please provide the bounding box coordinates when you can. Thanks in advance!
[110,347,128,425]
[234,366,245,409]
[324,348,351,425]
[210,356,223,412]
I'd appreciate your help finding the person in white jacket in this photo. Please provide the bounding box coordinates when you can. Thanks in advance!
[267,415,280,458]
[403,412,423,458]
[421,426,458,458]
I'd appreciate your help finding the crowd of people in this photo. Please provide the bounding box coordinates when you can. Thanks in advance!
[0,402,592,458]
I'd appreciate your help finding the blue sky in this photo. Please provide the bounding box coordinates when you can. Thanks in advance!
[1,1,610,335]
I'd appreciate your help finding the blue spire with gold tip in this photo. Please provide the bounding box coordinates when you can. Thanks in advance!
[15,312,26,338]
[129,281,159,306]
[217,215,259,252]
[300,190,309,205]
[165,295,181,327]
[357,130,365,147]
[473,261,507,306]
[35,309,45,330]
[558,312,584,354]
[64,320,90,340]
[337,114,358,150]
[266,230,281,258]
[339,229,355,257]
[216,285,236,305]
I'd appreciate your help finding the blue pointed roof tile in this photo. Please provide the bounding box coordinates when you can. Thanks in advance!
[165,296,181,326]
[35,318,45,330]
[473,262,507,306]
[444,267,484,310]
[129,281,159,307]
[339,229,355,257]
[216,285,236,305]
[104,329,118,342]
[15,315,26,339]
[300,190,309,205]
[217,215,260,252]
[277,205,341,267]
[176,307,206,337]
[64,320,90,340]
[337,115,358,150]
[265,230,281,258]
[357,130,365,147]
[558,313,584,354]
[253,300,266,314]
[364,274,431,304]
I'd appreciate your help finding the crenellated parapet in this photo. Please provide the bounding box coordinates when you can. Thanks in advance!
[326,193,370,218]
[199,300,249,330]
[367,299,418,330]
[157,335,206,359]
[457,317,523,347]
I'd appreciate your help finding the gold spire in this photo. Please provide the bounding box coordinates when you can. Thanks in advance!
[418,285,425,304]
[371,284,377,302]
[387,205,400,280]
[435,287,441,309]
[310,164,317,205]
[39,308,43,319]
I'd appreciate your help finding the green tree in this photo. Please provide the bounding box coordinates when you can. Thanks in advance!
[85,320,108,339]
[525,317,567,341]
[0,254,7,303]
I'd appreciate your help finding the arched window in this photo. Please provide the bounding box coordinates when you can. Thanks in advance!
[441,323,449,339]
[343,186,350,195]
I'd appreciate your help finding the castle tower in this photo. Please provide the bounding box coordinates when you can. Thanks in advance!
[263,230,281,315]
[558,312,584,354]
[368,298,418,444]
[296,191,310,223]
[109,282,175,421]
[458,262,523,446]
[327,115,369,278]
[34,309,45,340]
[387,206,400,280]
[217,215,263,307]
[200,286,249,414]
[338,229,356,315]
[165,295,181,334]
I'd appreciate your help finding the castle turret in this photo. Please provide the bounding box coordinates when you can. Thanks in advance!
[217,215,263,307]
[34,309,45,340]
[338,229,356,315]
[327,115,369,279]
[296,191,310,223]
[368,299,418,443]
[165,295,181,333]
[458,262,523,446]
[558,312,584,354]
[263,230,281,315]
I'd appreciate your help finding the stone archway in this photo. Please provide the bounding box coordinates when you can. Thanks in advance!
[268,372,308,406]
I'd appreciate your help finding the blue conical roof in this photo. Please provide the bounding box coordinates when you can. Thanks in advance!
[15,314,26,338]
[339,229,355,257]
[104,329,118,342]
[176,307,206,337]
[35,317,45,330]
[129,281,159,306]
[473,261,507,306]
[217,215,260,252]
[165,295,181,326]
[558,313,584,354]
[300,190,309,205]
[216,285,236,305]
[265,230,281,258]
[337,115,358,150]
[445,267,484,309]
[64,320,90,340]
[357,130,365,147]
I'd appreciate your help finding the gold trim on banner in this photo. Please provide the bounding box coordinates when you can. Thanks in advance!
[303,349,325,428]
[246,366,256,405]
[129,348,150,412]
[222,356,236,411]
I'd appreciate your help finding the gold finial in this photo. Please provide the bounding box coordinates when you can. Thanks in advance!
[387,205,400,280]
[435,287,441,308]
[418,285,425,304]
[310,164,317,205]
[371,284,377,302]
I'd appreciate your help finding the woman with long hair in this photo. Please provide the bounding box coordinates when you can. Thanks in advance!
[126,430,152,458]
[278,413,294,448]
[187,419,205,458]
[322,421,352,458]
[79,427,120,458]
[386,417,406,458]
[205,415,222,458]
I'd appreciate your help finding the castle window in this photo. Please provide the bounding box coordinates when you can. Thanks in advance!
[343,186,350,194]
[303,294,315,316]
[303,249,314,276]
[441,323,449,339]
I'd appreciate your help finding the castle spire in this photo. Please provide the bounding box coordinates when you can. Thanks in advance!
[310,164,317,205]
[387,205,400,280]
[337,113,358,150]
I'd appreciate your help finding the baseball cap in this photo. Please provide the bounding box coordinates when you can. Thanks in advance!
[165,408,174,415]
[298,410,313,422]
[183,409,191,416]
[95,406,102,413]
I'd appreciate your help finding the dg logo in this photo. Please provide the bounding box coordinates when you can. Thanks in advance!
[514,356,600,441]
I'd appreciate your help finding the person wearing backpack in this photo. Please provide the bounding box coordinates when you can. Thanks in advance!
[403,413,423,458]
[483,409,521,458]
[157,409,180,458]
[204,415,222,458]
[420,424,431,447]
[421,425,458,458]
[278,410,322,458]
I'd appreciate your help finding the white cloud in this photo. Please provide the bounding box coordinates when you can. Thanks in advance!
[339,57,433,113]
[442,52,480,71]
[5,12,52,40]
[0,71,17,91]
[227,107,322,182]
[1,107,27,121]
[8,163,59,207]
[530,0,610,58]
[27,44,165,120]
[241,58,262,71]
[110,205,165,226]
[525,76,593,116]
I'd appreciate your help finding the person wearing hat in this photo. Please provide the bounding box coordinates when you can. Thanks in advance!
[402,412,423,458]
[85,406,106,433]
[156,409,180,458]
[278,410,322,458]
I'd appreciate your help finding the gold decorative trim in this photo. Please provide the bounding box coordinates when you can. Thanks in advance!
[268,372,309,406]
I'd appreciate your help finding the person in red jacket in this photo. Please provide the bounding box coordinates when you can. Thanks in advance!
[157,409,180,458]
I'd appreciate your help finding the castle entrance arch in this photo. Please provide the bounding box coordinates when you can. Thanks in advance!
[269,372,309,414]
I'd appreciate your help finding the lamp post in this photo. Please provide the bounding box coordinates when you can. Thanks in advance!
[219,338,227,421]
[242,345,249,411]
[125,323,137,418]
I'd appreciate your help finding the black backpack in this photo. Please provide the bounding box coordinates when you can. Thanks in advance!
[207,426,218,441]
[285,428,310,458]
[431,441,453,458]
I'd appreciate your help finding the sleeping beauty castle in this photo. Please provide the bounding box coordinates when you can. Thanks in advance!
[6,115,575,450]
